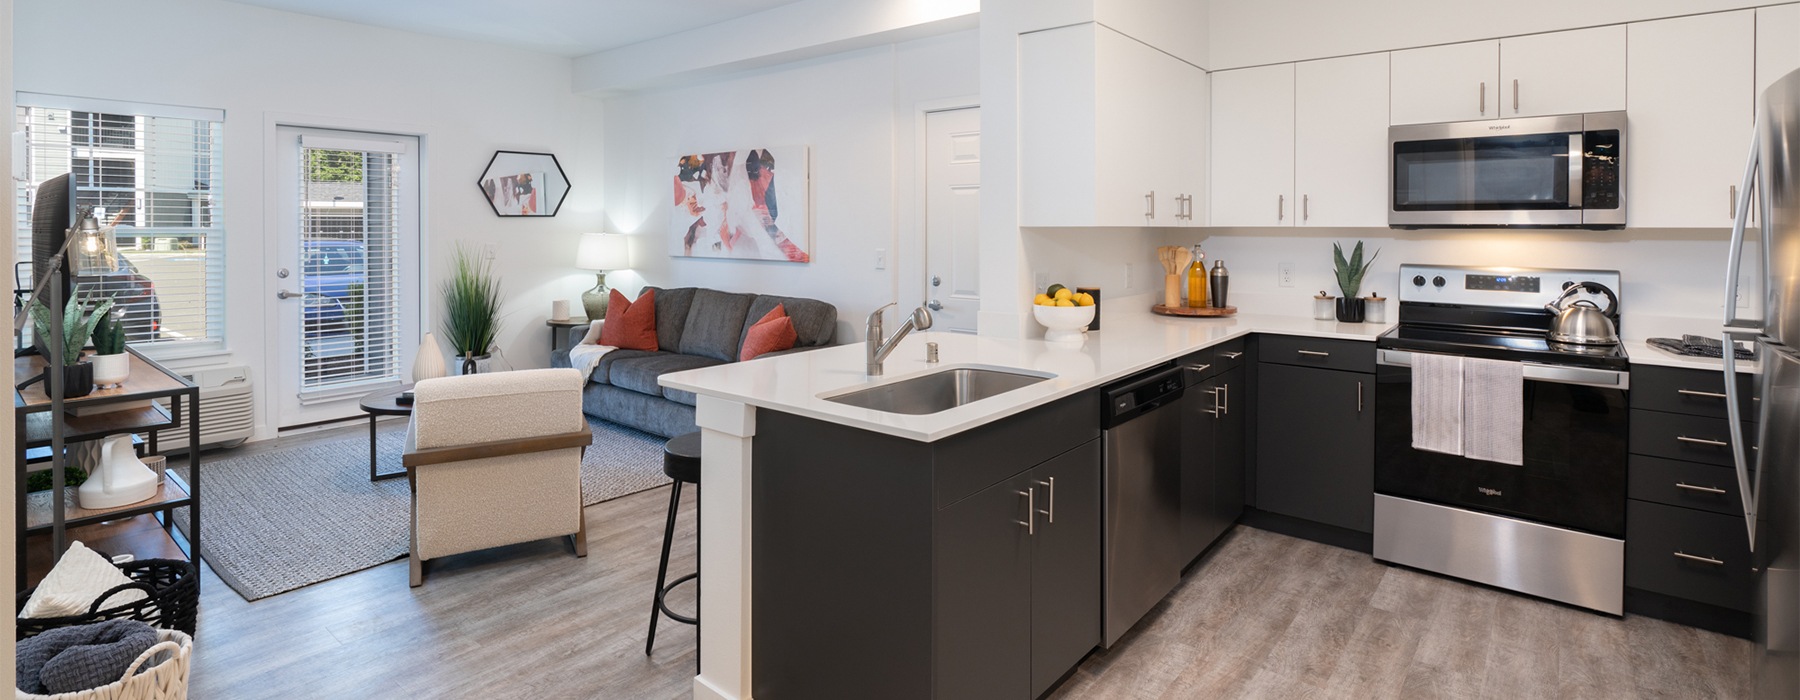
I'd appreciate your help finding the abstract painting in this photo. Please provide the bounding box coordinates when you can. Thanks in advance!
[669,147,809,262]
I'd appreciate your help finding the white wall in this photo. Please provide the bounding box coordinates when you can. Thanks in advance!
[599,30,980,339]
[1208,0,1767,69]
[3,0,18,665]
[16,0,604,439]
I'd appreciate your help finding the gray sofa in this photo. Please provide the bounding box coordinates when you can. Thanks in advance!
[551,286,838,438]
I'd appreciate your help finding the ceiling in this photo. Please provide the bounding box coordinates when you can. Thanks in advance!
[221,0,808,57]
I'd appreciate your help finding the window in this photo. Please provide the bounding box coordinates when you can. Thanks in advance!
[14,95,225,351]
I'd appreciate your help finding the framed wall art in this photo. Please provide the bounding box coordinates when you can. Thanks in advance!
[669,146,809,263]
[479,151,570,217]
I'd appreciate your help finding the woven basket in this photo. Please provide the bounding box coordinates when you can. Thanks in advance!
[16,629,192,700]
[16,560,198,640]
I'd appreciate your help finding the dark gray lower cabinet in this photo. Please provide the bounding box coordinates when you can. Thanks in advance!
[1029,441,1102,697]
[1255,360,1375,533]
[1182,365,1246,563]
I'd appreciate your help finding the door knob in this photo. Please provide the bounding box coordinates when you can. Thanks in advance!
[931,276,941,287]
[276,268,290,279]
[927,300,944,311]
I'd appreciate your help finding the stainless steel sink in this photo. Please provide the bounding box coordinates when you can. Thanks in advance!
[821,367,1052,415]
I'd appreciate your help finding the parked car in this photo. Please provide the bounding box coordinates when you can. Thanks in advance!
[300,240,368,360]
[13,254,162,343]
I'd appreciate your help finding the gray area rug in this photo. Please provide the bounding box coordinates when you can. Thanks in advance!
[172,417,668,601]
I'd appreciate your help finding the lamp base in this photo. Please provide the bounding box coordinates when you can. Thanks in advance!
[581,272,610,319]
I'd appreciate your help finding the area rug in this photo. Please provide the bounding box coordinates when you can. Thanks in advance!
[171,417,668,601]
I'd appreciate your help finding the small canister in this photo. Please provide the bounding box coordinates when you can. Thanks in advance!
[1314,292,1337,321]
[1077,287,1101,330]
[1365,294,1388,324]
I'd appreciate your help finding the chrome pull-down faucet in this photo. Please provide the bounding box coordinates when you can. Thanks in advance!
[866,302,933,376]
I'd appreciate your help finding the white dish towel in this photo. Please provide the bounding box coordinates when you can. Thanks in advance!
[1462,357,1524,466]
[566,320,616,382]
[1411,353,1464,456]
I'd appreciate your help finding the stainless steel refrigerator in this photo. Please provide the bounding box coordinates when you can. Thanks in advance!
[1726,66,1800,700]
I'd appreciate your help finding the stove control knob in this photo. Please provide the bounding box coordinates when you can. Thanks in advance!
[1561,281,1576,291]
[1412,275,1426,287]
[1432,276,1447,288]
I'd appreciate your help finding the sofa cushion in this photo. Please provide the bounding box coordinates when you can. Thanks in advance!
[680,289,756,361]
[648,287,697,353]
[662,386,700,406]
[741,304,798,361]
[609,353,726,397]
[589,349,663,385]
[741,294,837,350]
[601,288,658,351]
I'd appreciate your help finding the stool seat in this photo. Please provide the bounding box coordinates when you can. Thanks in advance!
[663,431,702,484]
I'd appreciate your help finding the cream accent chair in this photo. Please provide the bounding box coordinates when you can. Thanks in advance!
[402,368,593,587]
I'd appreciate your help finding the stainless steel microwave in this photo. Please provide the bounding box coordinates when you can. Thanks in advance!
[1388,112,1625,229]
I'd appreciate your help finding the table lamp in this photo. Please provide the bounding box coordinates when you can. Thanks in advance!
[576,232,630,319]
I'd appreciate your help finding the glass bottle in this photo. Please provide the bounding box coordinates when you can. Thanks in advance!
[1185,244,1208,308]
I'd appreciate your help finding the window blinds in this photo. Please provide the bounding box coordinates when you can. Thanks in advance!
[13,95,225,351]
[297,135,405,395]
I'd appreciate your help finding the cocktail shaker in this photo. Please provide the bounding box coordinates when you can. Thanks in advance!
[1209,260,1229,308]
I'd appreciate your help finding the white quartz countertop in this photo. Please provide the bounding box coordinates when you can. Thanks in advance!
[661,294,1390,442]
[1621,340,1731,371]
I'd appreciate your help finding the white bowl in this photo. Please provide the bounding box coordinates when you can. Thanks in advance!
[1033,304,1096,343]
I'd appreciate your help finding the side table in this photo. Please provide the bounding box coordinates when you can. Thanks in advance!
[547,317,591,353]
[359,384,415,481]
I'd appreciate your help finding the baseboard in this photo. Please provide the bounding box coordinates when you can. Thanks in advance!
[1625,587,1753,640]
[1239,507,1373,554]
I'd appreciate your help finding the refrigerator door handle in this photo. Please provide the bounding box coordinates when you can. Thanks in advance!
[1724,125,1762,332]
[1722,330,1758,550]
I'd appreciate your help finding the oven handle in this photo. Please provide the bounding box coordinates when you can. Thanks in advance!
[1377,349,1630,390]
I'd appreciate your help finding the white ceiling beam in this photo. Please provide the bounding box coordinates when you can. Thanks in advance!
[572,0,979,96]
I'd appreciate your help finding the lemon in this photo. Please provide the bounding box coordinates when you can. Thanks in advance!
[1076,293,1095,307]
[1033,293,1052,306]
[1054,288,1073,302]
[1056,298,1075,307]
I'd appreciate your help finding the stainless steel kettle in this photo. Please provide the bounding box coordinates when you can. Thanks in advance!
[1545,282,1620,345]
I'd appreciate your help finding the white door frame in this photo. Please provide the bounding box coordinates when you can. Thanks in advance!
[260,113,430,431]
[901,96,979,320]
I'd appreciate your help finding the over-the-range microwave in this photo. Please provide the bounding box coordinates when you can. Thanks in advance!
[1388,111,1624,229]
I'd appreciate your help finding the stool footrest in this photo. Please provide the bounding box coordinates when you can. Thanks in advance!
[655,573,699,625]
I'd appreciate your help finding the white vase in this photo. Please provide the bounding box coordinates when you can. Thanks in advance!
[91,353,130,388]
[77,434,160,509]
[413,332,447,382]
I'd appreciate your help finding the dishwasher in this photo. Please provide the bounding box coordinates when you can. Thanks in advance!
[1100,363,1186,647]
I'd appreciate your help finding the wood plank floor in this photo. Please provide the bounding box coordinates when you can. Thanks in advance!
[183,424,1751,698]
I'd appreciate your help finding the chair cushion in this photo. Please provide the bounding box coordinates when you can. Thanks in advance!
[608,354,726,397]
[740,304,797,361]
[648,287,698,353]
[600,289,658,351]
[680,289,756,361]
[411,368,585,449]
[741,294,837,349]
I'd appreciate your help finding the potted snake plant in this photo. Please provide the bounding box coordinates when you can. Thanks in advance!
[30,292,114,398]
[441,243,504,374]
[1332,241,1379,323]
[89,305,130,388]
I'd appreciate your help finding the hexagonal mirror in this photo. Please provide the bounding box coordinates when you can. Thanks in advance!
[478,150,570,217]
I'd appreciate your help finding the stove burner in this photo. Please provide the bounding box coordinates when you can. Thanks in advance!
[1378,324,1629,370]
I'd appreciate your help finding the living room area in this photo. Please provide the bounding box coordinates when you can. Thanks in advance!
[3,0,984,696]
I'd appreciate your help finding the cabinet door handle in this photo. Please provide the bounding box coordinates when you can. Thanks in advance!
[1220,351,1243,360]
[1035,477,1056,524]
[1731,185,1738,220]
[1278,194,1285,221]
[1017,489,1035,535]
[1673,551,1725,566]
[1218,383,1229,417]
[1296,349,1331,357]
[1303,194,1310,222]
[1357,380,1364,414]
[1676,482,1729,495]
[1480,81,1486,115]
[1678,389,1729,400]
[1147,191,1156,220]
[1677,435,1730,448]
[1513,78,1519,113]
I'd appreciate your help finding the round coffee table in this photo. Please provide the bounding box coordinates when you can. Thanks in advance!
[359,384,415,481]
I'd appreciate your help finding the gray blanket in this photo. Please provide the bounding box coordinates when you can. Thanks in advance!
[16,619,159,695]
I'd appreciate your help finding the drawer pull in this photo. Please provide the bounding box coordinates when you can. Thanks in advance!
[1677,435,1730,448]
[1673,551,1725,566]
[1677,389,1728,399]
[1296,350,1331,357]
[1220,351,1243,360]
[1675,482,1728,495]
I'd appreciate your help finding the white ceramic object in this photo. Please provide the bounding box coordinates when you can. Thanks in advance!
[1033,304,1097,343]
[550,300,570,322]
[91,353,130,388]
[413,332,447,382]
[77,434,159,510]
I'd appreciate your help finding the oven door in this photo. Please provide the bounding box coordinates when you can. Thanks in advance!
[1373,349,1629,537]
[1389,113,1624,229]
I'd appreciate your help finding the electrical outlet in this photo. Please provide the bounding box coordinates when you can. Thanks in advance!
[1278,262,1294,288]
[874,248,887,270]
[482,243,497,260]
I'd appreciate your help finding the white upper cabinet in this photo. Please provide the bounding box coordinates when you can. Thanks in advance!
[1295,53,1391,228]
[1628,10,1755,228]
[1391,41,1498,125]
[1759,4,1800,107]
[1020,24,1207,228]
[1499,26,1626,118]
[1210,63,1296,227]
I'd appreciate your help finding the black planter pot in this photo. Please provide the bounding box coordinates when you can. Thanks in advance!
[60,361,95,399]
[1335,297,1367,323]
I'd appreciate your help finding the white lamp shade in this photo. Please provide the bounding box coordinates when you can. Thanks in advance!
[576,233,630,271]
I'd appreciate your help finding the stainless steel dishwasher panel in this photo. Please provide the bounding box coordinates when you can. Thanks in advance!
[1101,403,1183,648]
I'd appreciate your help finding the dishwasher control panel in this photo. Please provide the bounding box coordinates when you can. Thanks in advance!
[1102,364,1186,428]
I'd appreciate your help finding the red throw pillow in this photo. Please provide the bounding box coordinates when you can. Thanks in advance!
[740,304,798,361]
[600,288,658,351]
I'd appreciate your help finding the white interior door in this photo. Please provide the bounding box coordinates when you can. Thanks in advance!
[925,107,981,334]
[272,126,420,427]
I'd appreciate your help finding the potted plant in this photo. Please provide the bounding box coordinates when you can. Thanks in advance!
[441,243,504,374]
[90,305,130,388]
[1331,241,1379,323]
[30,292,114,398]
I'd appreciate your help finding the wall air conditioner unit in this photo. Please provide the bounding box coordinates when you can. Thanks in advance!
[141,365,255,453]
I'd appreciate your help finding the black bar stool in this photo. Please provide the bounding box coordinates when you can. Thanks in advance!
[648,431,701,663]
